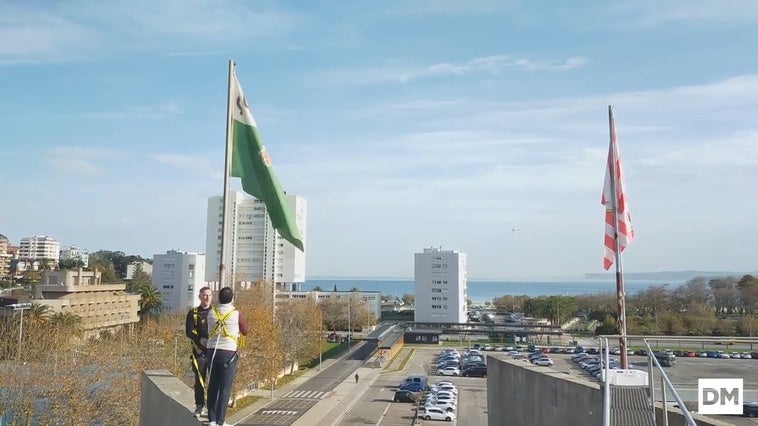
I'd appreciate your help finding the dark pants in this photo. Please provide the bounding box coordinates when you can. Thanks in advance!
[191,352,208,407]
[206,349,237,424]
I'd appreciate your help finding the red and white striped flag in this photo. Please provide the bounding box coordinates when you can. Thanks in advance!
[602,107,634,270]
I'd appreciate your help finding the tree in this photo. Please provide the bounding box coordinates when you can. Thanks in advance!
[27,303,53,326]
[277,299,323,374]
[127,263,152,294]
[319,298,348,331]
[312,285,324,291]
[50,311,84,339]
[59,258,85,270]
[401,293,414,305]
[234,283,283,393]
[138,284,163,325]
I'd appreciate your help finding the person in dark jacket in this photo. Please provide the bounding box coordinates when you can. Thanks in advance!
[185,286,213,418]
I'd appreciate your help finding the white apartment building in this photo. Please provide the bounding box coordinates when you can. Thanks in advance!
[126,261,153,279]
[152,250,206,312]
[414,247,468,323]
[19,235,60,267]
[59,246,89,267]
[205,191,307,291]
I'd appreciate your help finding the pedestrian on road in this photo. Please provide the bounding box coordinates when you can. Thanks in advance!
[355,373,359,383]
[185,286,212,418]
[206,287,249,426]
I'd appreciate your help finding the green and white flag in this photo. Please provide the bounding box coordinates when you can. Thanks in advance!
[229,71,304,251]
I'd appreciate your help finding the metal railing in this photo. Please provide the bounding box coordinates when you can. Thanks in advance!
[598,335,699,426]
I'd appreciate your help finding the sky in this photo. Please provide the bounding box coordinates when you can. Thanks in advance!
[0,0,756,281]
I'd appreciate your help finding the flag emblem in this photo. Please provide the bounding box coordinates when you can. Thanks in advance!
[259,148,272,167]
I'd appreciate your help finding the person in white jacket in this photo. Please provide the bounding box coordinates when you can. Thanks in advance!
[205,287,249,426]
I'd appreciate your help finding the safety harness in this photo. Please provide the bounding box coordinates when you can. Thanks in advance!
[209,306,245,349]
[190,307,208,391]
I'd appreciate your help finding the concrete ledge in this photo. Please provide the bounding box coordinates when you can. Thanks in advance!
[140,369,198,426]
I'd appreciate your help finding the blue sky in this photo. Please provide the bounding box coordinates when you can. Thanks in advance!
[1,0,756,280]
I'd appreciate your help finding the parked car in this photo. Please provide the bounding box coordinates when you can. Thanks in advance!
[741,402,758,418]
[533,357,554,367]
[418,407,456,422]
[399,381,427,392]
[424,401,456,413]
[393,390,420,403]
[462,365,487,377]
[436,366,461,376]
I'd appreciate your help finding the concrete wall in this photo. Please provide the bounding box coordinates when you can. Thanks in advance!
[140,370,197,426]
[487,358,734,426]
[488,357,604,426]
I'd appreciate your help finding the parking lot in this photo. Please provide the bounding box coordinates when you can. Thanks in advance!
[487,349,758,425]
[345,345,757,425]
[368,347,488,426]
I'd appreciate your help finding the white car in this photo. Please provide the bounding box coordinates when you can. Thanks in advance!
[436,366,461,376]
[418,407,456,422]
[436,384,458,394]
[533,357,554,366]
[424,401,457,413]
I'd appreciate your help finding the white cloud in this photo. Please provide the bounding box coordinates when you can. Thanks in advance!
[0,1,304,63]
[312,54,587,86]
[605,0,758,28]
[81,101,183,120]
[44,146,125,176]
[0,4,100,63]
[150,153,221,179]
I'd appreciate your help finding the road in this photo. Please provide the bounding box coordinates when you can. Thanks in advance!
[237,342,376,426]
[335,348,488,426]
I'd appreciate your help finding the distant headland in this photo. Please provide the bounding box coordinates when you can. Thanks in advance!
[583,270,756,281]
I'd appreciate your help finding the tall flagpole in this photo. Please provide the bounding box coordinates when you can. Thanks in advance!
[219,60,235,291]
[608,105,628,369]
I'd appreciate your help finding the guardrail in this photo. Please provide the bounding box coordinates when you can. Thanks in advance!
[598,335,758,425]
[599,335,697,426]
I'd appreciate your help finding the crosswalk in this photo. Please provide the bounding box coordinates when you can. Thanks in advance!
[280,390,329,400]
[260,410,298,416]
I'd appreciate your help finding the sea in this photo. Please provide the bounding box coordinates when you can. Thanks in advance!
[302,278,686,303]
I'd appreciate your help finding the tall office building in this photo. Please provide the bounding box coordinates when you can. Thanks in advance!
[152,250,206,312]
[204,191,307,291]
[414,247,468,323]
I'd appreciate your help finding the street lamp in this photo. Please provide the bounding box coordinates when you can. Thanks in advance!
[7,303,32,362]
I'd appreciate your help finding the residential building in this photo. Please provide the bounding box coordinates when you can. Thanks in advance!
[152,251,206,312]
[59,246,89,267]
[276,289,381,320]
[205,191,307,291]
[0,234,10,278]
[414,247,468,323]
[35,269,140,338]
[126,261,153,280]
[19,235,60,269]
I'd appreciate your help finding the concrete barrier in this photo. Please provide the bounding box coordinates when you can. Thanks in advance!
[139,370,197,426]
[487,358,731,426]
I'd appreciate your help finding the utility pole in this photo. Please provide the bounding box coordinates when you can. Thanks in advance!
[348,301,352,350]
[8,303,32,362]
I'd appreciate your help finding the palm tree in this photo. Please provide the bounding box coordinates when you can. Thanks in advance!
[27,303,52,326]
[50,311,84,338]
[312,285,324,291]
[138,284,163,326]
